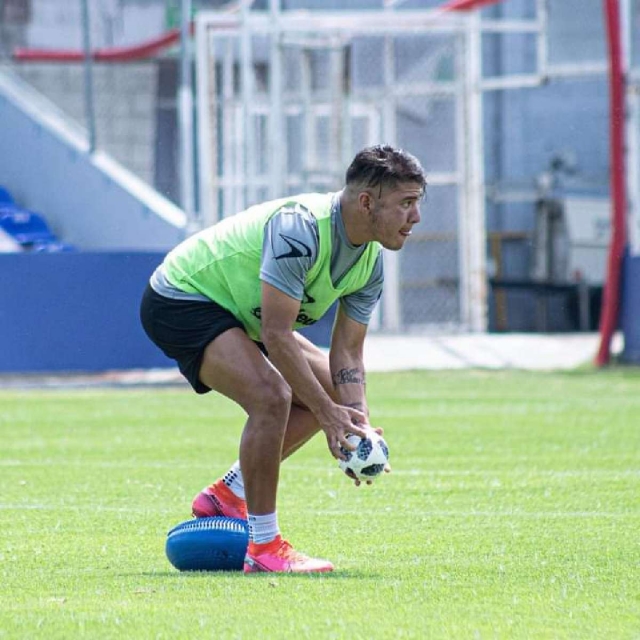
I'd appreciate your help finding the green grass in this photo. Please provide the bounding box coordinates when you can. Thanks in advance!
[1,369,640,639]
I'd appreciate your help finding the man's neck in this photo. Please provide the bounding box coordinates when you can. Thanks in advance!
[338,189,370,246]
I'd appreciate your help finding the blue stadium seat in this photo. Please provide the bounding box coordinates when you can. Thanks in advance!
[0,207,75,252]
[0,208,56,244]
[32,241,76,253]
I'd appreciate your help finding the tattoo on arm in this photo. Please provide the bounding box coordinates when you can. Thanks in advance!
[332,368,366,386]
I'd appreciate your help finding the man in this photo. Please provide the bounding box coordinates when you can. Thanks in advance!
[140,144,426,573]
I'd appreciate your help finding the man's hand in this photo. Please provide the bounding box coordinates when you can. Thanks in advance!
[316,403,369,460]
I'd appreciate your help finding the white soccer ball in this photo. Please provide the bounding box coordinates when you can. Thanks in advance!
[338,430,389,481]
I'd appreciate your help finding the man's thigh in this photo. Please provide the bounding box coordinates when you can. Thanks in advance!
[198,327,286,414]
[198,328,336,412]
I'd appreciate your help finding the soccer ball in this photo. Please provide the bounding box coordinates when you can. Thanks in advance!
[338,430,389,481]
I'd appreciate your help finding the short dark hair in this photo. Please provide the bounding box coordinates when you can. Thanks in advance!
[345,145,427,195]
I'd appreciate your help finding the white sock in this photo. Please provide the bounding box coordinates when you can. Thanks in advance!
[221,461,245,500]
[247,512,279,545]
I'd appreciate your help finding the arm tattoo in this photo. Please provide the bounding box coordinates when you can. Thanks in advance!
[332,368,366,386]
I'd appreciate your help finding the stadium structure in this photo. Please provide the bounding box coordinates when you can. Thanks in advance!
[0,0,638,372]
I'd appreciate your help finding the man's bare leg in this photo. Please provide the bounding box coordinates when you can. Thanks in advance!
[198,328,292,515]
[194,330,335,515]
[196,327,335,572]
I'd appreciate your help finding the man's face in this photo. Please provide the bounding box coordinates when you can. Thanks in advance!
[368,182,423,251]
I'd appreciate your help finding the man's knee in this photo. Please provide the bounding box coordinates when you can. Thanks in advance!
[250,374,292,418]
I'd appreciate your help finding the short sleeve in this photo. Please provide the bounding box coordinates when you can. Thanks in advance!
[339,252,384,324]
[260,203,319,300]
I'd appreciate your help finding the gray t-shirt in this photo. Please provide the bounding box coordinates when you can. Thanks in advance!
[151,194,383,325]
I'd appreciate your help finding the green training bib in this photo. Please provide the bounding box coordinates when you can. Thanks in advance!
[163,193,382,341]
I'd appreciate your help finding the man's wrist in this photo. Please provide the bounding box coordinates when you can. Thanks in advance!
[343,400,368,416]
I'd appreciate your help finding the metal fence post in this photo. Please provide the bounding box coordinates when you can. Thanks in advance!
[464,11,487,332]
[269,0,285,200]
[179,0,197,233]
[380,33,401,332]
[80,0,96,153]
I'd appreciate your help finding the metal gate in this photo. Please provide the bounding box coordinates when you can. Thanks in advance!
[195,8,482,332]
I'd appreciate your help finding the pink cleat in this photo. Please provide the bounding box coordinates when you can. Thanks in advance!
[243,536,334,574]
[191,480,247,520]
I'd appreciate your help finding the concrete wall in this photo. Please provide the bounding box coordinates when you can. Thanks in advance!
[0,250,333,373]
[25,0,166,51]
[0,69,185,250]
[0,252,172,373]
[2,0,170,193]
[10,62,159,186]
[622,254,640,364]
[0,0,626,335]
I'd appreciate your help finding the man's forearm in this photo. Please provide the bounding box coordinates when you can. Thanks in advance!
[330,356,369,417]
[263,329,333,416]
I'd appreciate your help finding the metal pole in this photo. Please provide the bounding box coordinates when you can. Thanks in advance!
[621,0,640,255]
[300,48,315,193]
[536,0,548,77]
[464,12,488,332]
[222,38,235,216]
[455,32,470,330]
[179,0,197,233]
[269,0,285,199]
[80,0,96,153]
[195,15,217,226]
[341,43,352,175]
[381,34,401,332]
[329,38,344,185]
[241,2,257,207]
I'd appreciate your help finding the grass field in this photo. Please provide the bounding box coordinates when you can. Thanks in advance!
[1,369,640,639]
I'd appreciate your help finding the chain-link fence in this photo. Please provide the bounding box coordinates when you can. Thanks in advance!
[196,10,472,331]
[2,0,638,333]
[0,0,196,201]
[195,1,640,333]
[478,0,640,332]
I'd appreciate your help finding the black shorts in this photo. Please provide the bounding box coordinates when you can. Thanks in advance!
[140,284,247,394]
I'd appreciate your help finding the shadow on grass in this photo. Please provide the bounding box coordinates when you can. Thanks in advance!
[122,568,382,580]
[559,358,640,376]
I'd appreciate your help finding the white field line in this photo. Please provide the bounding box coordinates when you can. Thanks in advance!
[2,459,640,478]
[0,504,638,518]
[0,504,175,513]
[312,510,640,518]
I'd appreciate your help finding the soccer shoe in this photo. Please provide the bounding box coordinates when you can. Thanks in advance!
[243,536,334,574]
[191,480,248,520]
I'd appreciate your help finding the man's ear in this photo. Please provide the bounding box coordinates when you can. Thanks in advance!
[358,191,373,214]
